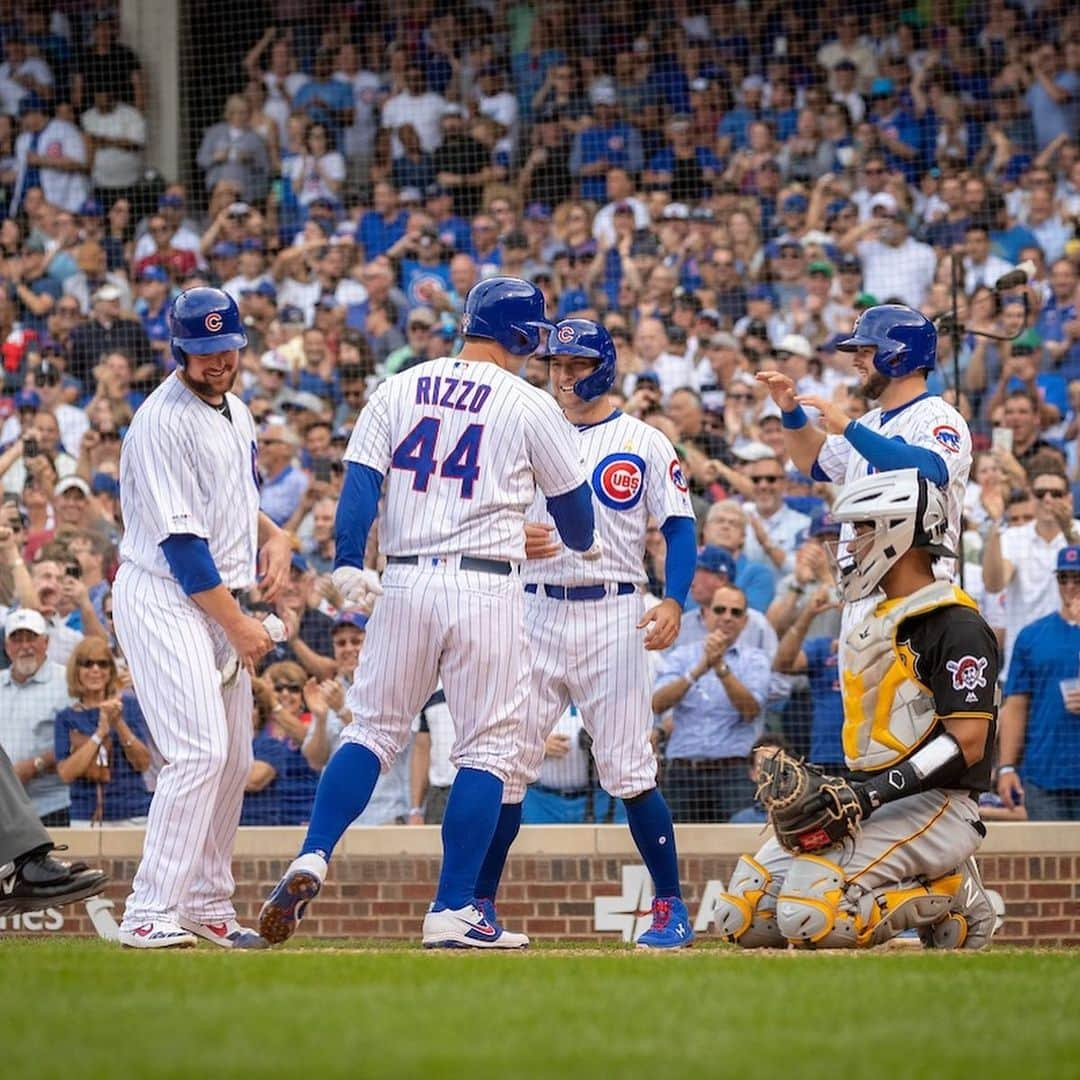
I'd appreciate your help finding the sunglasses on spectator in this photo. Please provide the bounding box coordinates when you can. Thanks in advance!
[57,304,80,315]
[1032,487,1068,499]
[751,475,782,485]
[864,167,886,175]
[1058,572,1080,585]
[274,682,303,693]
[78,658,113,670]
[99,431,121,443]
[711,604,746,617]
[727,392,754,402]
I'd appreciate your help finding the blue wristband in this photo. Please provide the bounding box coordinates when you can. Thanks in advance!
[781,405,808,430]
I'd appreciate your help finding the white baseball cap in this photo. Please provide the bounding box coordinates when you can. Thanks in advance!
[777,333,814,360]
[4,608,47,637]
[260,349,291,374]
[868,192,899,215]
[55,475,91,497]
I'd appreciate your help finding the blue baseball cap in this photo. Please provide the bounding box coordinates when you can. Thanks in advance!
[240,237,264,252]
[159,193,185,208]
[809,512,841,538]
[210,241,239,259]
[781,193,809,214]
[91,471,120,496]
[747,283,775,303]
[18,93,48,116]
[290,553,310,574]
[696,545,737,579]
[279,305,306,325]
[139,265,169,283]
[334,609,369,632]
[79,198,103,218]
[870,77,895,98]
[1057,547,1080,573]
[242,280,278,301]
[14,389,40,410]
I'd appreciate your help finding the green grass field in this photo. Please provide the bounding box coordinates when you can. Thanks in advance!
[3,939,1076,1079]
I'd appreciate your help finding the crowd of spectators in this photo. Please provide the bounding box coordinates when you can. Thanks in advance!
[1,3,1080,828]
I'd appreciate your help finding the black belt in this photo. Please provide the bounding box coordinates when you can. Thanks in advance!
[388,555,512,575]
[531,783,592,799]
[525,582,636,600]
[667,757,745,771]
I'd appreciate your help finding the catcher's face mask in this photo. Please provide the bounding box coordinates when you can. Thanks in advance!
[826,518,914,602]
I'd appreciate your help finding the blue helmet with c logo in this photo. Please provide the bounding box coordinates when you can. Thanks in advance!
[836,304,937,378]
[168,287,247,369]
[545,318,617,401]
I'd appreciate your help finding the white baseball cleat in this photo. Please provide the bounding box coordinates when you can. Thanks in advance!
[178,916,268,949]
[118,920,198,949]
[422,902,529,949]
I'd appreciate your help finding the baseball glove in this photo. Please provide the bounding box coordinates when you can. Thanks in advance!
[756,750,868,854]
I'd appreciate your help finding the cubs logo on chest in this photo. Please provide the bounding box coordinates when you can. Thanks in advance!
[592,453,645,510]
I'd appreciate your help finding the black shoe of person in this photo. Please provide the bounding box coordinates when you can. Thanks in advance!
[0,849,108,916]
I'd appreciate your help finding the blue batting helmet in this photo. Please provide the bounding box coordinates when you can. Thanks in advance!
[836,304,936,378]
[168,287,247,369]
[545,318,617,401]
[460,276,555,357]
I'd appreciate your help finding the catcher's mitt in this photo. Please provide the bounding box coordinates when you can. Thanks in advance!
[756,750,868,853]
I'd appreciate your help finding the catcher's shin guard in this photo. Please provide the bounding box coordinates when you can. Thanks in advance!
[778,856,970,948]
[920,857,996,950]
[777,854,861,947]
[714,855,785,948]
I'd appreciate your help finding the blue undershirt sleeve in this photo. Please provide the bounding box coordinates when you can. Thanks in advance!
[659,516,696,608]
[546,481,596,552]
[160,534,222,595]
[334,462,384,571]
[844,422,948,487]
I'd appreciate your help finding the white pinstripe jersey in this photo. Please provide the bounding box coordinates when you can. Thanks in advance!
[118,373,261,588]
[525,410,694,586]
[344,356,585,561]
[816,394,972,566]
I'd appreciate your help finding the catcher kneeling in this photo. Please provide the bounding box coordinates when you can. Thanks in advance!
[716,469,998,950]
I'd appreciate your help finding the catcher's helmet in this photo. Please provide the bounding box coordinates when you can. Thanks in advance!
[827,468,954,601]
[836,304,936,379]
[460,276,555,358]
[169,287,247,369]
[545,318,617,401]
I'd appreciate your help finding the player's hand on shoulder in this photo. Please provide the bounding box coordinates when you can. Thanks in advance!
[524,522,560,560]
[638,597,682,651]
[226,613,275,672]
[755,370,798,411]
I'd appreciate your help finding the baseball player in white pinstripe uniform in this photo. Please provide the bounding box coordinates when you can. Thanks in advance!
[472,319,701,948]
[113,288,293,949]
[259,277,598,949]
[758,305,971,656]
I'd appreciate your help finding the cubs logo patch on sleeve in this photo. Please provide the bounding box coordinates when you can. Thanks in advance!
[668,458,688,493]
[933,425,961,453]
[945,655,988,702]
[592,453,646,510]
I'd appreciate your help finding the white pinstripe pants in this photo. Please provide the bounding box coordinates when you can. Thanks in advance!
[503,590,657,802]
[340,562,528,781]
[113,564,253,925]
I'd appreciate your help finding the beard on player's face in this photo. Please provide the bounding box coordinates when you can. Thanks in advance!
[182,349,240,399]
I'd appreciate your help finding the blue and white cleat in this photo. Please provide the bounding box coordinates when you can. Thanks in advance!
[258,853,327,945]
[636,896,695,949]
[422,902,529,949]
[179,916,268,949]
[476,897,530,948]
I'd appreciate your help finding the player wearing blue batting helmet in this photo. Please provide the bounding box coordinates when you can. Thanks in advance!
[168,286,248,370]
[836,304,937,380]
[544,318,617,401]
[460,276,555,358]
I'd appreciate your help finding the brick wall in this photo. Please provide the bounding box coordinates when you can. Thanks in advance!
[4,827,1078,945]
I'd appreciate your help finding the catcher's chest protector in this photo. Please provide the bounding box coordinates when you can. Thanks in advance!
[841,582,977,771]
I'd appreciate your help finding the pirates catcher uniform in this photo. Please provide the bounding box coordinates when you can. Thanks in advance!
[715,473,999,950]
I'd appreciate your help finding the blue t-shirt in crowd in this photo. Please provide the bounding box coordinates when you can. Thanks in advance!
[273,729,321,826]
[240,732,293,826]
[53,694,152,821]
[357,210,408,258]
[803,636,845,768]
[1003,611,1080,790]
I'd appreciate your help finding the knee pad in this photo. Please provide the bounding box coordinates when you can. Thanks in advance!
[777,854,861,948]
[714,855,785,948]
[855,874,962,948]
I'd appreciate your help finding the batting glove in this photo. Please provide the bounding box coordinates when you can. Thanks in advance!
[332,566,384,607]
